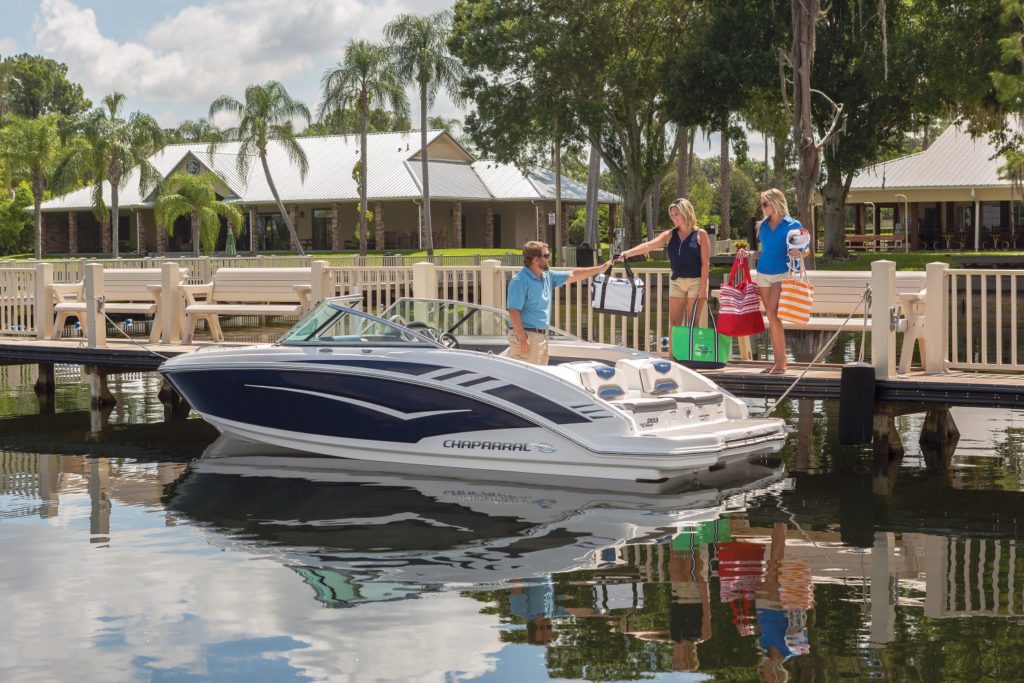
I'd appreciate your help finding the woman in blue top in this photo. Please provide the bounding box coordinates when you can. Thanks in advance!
[737,189,808,375]
[617,198,710,358]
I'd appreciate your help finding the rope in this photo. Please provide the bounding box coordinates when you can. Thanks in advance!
[766,284,872,416]
[95,297,172,361]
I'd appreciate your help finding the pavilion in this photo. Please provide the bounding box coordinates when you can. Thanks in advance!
[845,123,1019,250]
[37,130,621,255]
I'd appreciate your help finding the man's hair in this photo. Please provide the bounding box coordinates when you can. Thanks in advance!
[522,240,548,265]
[760,188,789,218]
[668,198,697,231]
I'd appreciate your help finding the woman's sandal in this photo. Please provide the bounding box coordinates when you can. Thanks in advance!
[759,366,776,374]
[768,368,788,375]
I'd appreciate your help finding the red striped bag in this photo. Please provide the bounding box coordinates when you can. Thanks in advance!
[777,259,814,324]
[718,257,765,337]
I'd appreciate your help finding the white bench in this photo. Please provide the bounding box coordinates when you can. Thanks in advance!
[47,268,187,342]
[716,270,927,373]
[182,265,330,344]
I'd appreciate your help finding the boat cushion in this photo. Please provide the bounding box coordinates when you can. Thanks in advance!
[664,391,723,407]
[611,397,678,413]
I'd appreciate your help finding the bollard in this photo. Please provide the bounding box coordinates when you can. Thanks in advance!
[838,361,875,444]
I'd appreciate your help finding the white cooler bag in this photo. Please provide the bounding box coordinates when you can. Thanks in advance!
[591,261,645,316]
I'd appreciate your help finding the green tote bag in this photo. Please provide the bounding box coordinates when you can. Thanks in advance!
[671,302,732,369]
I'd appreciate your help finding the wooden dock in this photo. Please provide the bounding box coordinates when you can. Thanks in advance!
[3,338,1024,408]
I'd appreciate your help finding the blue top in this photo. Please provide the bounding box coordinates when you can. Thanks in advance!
[507,266,570,330]
[668,228,702,279]
[758,215,802,275]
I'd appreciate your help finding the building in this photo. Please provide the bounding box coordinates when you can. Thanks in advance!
[845,124,1019,250]
[37,130,622,255]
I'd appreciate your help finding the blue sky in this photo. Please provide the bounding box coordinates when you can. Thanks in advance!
[0,0,762,160]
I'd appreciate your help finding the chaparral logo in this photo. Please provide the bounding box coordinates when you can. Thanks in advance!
[533,442,556,454]
[444,440,531,451]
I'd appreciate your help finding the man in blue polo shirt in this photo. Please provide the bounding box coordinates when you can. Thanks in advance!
[507,240,612,364]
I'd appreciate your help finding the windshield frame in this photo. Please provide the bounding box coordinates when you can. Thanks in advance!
[379,297,582,341]
[278,297,445,348]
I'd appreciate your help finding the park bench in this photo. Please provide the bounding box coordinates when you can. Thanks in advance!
[844,234,905,251]
[715,270,928,373]
[47,267,187,342]
[181,264,331,344]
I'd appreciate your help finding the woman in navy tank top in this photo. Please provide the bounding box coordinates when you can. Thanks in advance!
[617,198,709,358]
[736,189,808,375]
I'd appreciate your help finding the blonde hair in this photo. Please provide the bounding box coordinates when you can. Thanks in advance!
[759,189,789,219]
[522,240,548,265]
[668,198,697,231]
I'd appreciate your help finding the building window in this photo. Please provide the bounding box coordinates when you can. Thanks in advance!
[312,209,331,250]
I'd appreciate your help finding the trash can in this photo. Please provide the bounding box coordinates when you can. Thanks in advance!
[576,242,595,268]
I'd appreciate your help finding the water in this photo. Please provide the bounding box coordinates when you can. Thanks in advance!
[2,365,1024,682]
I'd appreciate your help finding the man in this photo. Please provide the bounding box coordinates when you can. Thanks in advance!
[507,241,612,365]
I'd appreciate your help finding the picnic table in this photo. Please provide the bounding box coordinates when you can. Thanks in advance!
[844,234,904,251]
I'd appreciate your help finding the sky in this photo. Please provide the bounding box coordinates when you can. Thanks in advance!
[0,0,766,161]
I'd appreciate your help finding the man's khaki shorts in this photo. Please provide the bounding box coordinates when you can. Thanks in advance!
[754,271,788,288]
[508,329,549,365]
[669,277,703,299]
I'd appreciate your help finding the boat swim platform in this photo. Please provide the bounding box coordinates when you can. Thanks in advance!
[702,363,1024,408]
[2,338,1023,407]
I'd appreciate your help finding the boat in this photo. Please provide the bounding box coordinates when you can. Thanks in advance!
[159,296,787,483]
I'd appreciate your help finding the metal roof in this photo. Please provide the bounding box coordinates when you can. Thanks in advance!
[41,130,623,211]
[850,124,1011,191]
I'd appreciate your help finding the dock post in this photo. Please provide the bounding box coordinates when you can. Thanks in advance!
[34,261,53,340]
[920,407,959,473]
[83,262,106,348]
[311,259,329,304]
[158,377,191,421]
[872,412,903,496]
[923,262,948,374]
[88,458,111,544]
[85,364,116,408]
[160,262,181,344]
[480,259,502,310]
[33,362,55,415]
[870,260,896,379]
[412,261,438,299]
[869,532,897,646]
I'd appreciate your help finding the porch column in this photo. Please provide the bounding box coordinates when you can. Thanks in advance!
[484,204,494,248]
[101,214,112,254]
[330,204,341,251]
[974,198,980,251]
[451,201,462,248]
[873,204,881,235]
[288,205,300,251]
[155,213,167,254]
[374,202,385,250]
[248,206,259,252]
[537,201,547,242]
[68,212,79,254]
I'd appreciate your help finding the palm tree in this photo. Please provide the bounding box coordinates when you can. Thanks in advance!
[209,81,311,256]
[155,172,243,257]
[0,114,85,259]
[175,118,225,144]
[320,40,409,257]
[385,10,464,257]
[81,92,165,258]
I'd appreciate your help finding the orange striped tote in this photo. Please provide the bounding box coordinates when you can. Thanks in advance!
[777,261,814,324]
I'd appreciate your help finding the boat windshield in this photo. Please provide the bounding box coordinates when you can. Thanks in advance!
[379,298,579,342]
[279,299,443,347]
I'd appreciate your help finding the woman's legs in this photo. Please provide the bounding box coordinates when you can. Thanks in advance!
[760,283,787,372]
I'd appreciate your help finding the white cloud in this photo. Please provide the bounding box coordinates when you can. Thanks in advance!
[31,0,464,125]
[0,37,17,55]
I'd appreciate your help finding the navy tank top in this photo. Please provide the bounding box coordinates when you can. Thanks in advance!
[668,228,701,279]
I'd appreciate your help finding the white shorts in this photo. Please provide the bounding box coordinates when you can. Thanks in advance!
[755,271,787,288]
[670,277,704,299]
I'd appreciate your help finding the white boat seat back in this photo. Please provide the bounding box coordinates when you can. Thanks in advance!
[559,361,631,400]
[615,357,729,422]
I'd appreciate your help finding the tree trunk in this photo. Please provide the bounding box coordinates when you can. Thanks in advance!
[821,162,853,261]
[719,128,731,240]
[676,126,693,198]
[620,179,644,250]
[584,141,600,246]
[261,152,305,256]
[791,0,821,269]
[32,171,43,259]
[773,134,787,189]
[191,208,201,257]
[420,85,434,257]
[110,178,120,259]
[359,98,369,258]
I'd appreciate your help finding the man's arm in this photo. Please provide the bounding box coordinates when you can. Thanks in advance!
[565,259,614,285]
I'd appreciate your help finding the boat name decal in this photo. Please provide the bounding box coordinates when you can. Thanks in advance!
[443,439,531,451]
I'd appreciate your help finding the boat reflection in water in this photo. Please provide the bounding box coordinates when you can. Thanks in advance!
[167,436,787,595]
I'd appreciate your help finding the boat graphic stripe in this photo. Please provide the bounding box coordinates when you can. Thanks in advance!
[245,384,471,421]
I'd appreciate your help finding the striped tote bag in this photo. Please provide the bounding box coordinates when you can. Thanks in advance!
[777,259,814,324]
[718,257,765,337]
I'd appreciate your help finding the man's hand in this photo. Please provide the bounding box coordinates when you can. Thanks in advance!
[518,332,530,353]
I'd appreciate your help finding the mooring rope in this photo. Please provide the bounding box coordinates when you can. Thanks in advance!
[91,297,172,361]
[766,284,872,416]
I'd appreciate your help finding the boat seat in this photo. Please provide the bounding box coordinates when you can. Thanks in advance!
[559,361,677,414]
[615,357,724,407]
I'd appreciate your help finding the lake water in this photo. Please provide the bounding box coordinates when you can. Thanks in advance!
[2,363,1023,682]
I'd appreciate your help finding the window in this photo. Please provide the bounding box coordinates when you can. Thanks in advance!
[312,209,331,250]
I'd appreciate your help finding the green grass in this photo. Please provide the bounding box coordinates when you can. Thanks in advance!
[642,250,1018,274]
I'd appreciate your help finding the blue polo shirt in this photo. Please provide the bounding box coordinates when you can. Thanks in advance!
[758,215,803,275]
[507,266,570,330]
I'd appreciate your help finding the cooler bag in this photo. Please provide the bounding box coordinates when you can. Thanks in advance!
[672,302,732,369]
[591,261,645,316]
[777,258,815,324]
[718,256,765,336]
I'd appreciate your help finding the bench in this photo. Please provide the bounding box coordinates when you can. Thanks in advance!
[715,270,928,373]
[47,268,187,342]
[844,234,904,251]
[181,266,327,344]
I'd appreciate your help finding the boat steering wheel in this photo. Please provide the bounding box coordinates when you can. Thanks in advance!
[405,321,459,348]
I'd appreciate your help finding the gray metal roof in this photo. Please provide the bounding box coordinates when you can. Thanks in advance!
[41,130,622,211]
[851,124,1011,191]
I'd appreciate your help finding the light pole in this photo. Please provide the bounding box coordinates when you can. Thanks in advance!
[894,194,909,253]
